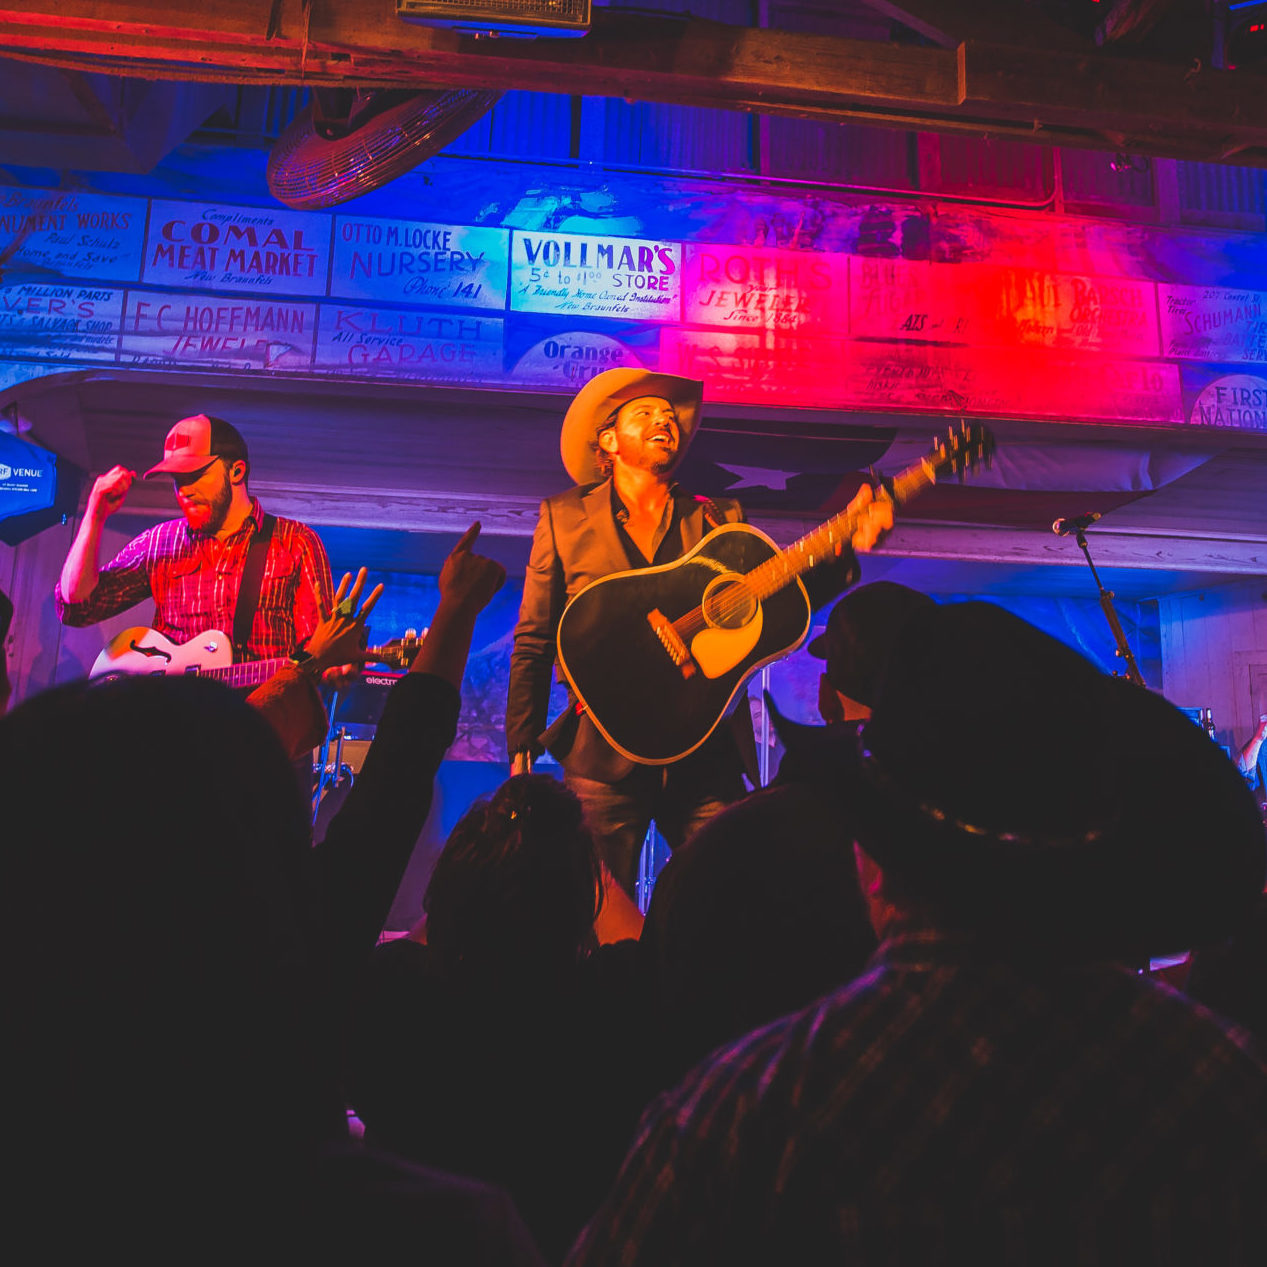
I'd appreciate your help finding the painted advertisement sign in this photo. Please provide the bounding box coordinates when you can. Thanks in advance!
[119,291,317,372]
[0,189,146,284]
[658,329,853,407]
[141,201,330,297]
[1,174,1267,433]
[314,303,503,381]
[330,217,508,310]
[661,329,1182,424]
[850,259,1159,356]
[510,330,647,389]
[681,244,848,333]
[1159,285,1267,364]
[0,284,123,362]
[1187,371,1267,431]
[509,232,681,321]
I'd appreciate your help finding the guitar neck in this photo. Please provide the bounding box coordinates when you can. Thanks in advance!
[205,656,291,690]
[745,458,936,602]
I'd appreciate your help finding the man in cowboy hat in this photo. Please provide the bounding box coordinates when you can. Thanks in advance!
[807,580,934,725]
[57,414,333,664]
[769,580,934,786]
[568,603,1267,1265]
[506,368,889,897]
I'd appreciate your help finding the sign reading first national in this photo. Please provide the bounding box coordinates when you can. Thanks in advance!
[510,232,681,321]
[142,201,330,297]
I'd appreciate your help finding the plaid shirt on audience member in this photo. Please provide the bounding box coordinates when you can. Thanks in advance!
[567,930,1267,1267]
[55,499,334,660]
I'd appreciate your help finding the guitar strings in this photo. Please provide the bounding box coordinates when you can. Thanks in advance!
[665,448,959,641]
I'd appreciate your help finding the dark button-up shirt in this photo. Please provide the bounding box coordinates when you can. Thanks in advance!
[567,929,1267,1266]
[611,481,690,568]
[55,499,333,660]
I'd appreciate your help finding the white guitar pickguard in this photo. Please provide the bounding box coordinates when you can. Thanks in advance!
[690,606,764,679]
[90,627,235,679]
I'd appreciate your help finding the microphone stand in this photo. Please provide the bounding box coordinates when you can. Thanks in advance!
[1067,526,1147,689]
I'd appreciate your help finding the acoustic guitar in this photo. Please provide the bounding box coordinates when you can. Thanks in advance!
[556,420,994,765]
[90,626,421,688]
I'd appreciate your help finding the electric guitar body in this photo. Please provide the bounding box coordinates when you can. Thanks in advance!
[90,626,421,688]
[557,524,811,765]
[92,627,237,679]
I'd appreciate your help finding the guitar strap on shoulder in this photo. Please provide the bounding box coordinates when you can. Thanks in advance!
[232,512,275,658]
[694,494,724,530]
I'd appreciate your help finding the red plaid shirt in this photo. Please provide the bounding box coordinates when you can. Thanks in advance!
[56,499,334,661]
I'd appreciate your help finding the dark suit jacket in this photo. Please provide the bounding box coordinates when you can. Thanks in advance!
[506,479,746,783]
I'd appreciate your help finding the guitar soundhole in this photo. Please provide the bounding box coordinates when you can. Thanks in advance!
[701,576,756,630]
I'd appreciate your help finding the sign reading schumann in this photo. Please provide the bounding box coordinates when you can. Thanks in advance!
[1160,285,1267,365]
[142,201,330,297]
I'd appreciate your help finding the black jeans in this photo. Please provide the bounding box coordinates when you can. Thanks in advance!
[566,760,746,900]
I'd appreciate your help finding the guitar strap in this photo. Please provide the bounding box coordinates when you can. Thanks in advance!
[694,494,724,530]
[232,512,275,658]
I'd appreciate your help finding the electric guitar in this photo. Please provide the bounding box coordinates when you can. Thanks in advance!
[90,627,422,688]
[556,421,994,765]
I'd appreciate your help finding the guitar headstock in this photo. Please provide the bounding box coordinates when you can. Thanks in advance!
[930,419,995,480]
[366,628,424,671]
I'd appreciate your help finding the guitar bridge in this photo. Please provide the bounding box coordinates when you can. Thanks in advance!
[647,608,696,679]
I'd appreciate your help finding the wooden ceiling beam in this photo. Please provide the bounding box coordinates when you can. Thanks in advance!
[1,1,1266,166]
[859,0,1091,52]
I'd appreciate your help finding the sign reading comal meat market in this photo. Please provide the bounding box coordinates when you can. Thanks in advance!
[141,201,331,297]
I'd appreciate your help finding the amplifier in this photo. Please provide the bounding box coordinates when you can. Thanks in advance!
[329,670,404,738]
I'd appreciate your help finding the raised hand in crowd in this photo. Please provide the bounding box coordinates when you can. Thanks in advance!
[1237,713,1267,784]
[305,566,385,682]
[409,522,506,689]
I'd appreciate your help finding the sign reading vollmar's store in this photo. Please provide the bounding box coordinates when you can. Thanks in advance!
[509,231,681,321]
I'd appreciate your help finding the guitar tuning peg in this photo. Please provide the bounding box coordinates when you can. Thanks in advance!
[405,627,418,640]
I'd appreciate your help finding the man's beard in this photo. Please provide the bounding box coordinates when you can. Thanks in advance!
[184,476,233,537]
[634,436,677,475]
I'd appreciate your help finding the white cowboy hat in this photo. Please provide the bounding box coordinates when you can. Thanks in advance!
[559,368,704,486]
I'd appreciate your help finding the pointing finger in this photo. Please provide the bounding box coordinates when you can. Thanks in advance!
[346,566,368,611]
[358,581,385,620]
[452,522,481,554]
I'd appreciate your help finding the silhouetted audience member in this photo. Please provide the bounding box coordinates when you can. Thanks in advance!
[1,676,541,1262]
[771,580,932,785]
[807,580,934,725]
[348,774,648,1262]
[0,585,12,715]
[1186,889,1267,1048]
[640,782,877,1088]
[2,525,542,1260]
[245,565,385,760]
[568,603,1267,1267]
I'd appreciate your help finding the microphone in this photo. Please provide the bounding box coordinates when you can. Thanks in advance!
[1052,511,1101,537]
